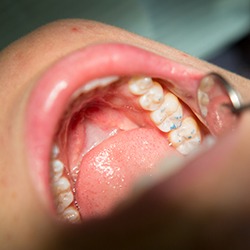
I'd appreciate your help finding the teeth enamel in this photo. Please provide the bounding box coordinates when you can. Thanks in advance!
[52,144,60,159]
[72,76,119,99]
[168,117,201,155]
[62,206,81,223]
[56,191,74,213]
[139,82,164,111]
[53,176,71,194]
[128,76,154,95]
[198,91,209,116]
[51,159,64,181]
[197,75,215,118]
[157,105,183,132]
[200,75,215,92]
[150,93,183,132]
[51,157,79,219]
[198,91,209,106]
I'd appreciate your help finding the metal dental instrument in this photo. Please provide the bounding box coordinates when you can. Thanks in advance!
[197,72,247,135]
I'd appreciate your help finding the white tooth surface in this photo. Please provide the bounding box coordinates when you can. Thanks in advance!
[56,191,74,213]
[62,206,81,223]
[128,76,153,95]
[150,93,180,124]
[72,76,119,99]
[198,90,209,117]
[200,75,215,92]
[53,177,71,194]
[139,82,164,111]
[52,144,60,159]
[197,75,215,118]
[168,117,201,155]
[157,105,183,132]
[51,159,64,181]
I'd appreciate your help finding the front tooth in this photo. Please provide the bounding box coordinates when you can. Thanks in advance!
[139,82,164,111]
[72,76,119,99]
[150,93,183,132]
[128,76,154,95]
[56,191,74,213]
[62,207,81,223]
[168,117,201,155]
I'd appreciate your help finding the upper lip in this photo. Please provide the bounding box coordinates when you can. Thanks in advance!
[25,43,205,211]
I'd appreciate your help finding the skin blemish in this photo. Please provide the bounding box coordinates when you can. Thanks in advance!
[71,26,81,33]
[180,52,189,58]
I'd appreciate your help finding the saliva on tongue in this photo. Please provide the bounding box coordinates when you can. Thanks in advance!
[75,125,176,220]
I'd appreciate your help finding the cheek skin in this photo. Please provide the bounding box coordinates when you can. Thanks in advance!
[0,82,56,249]
[0,19,249,249]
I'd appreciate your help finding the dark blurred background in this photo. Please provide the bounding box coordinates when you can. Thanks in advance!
[1,0,249,77]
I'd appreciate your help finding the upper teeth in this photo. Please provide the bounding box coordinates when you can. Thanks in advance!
[150,93,183,132]
[128,76,201,155]
[128,76,154,95]
[139,81,164,111]
[197,75,214,117]
[168,117,201,155]
[50,76,203,222]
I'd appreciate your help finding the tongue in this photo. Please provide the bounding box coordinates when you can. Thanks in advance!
[75,127,175,219]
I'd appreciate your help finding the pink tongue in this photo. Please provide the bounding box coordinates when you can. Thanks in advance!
[75,127,175,219]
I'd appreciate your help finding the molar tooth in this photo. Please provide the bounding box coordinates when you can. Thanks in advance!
[56,191,74,213]
[51,159,64,181]
[53,176,71,194]
[62,207,81,223]
[139,82,164,111]
[150,93,183,132]
[128,76,153,95]
[198,90,209,117]
[200,75,215,92]
[168,117,201,155]
[199,91,210,106]
[157,105,183,132]
[197,75,215,118]
[150,93,180,124]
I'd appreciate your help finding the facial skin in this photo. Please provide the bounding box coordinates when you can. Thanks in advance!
[1,19,250,249]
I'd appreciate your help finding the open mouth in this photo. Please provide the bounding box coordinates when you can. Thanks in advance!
[25,43,232,224]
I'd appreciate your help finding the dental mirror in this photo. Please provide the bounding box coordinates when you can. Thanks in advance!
[197,73,242,136]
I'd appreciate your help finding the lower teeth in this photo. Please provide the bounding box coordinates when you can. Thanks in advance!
[51,153,81,222]
[62,206,81,222]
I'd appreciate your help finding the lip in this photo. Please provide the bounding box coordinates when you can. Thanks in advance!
[25,43,205,211]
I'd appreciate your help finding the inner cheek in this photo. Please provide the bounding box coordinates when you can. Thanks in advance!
[50,77,206,223]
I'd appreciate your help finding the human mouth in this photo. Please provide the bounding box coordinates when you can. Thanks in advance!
[25,43,231,223]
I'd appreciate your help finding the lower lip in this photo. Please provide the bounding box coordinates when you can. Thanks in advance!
[25,43,204,211]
